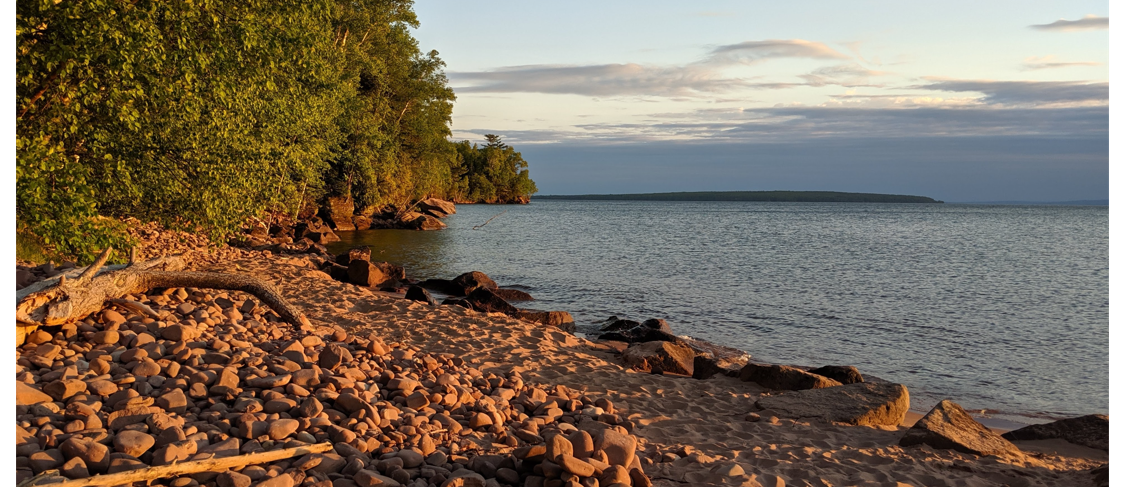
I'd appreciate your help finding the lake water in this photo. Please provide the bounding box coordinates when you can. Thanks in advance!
[328,201,1108,423]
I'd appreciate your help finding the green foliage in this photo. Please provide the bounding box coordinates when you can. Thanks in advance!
[450,135,538,203]
[16,0,504,262]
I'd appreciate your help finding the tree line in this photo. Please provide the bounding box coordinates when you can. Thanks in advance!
[16,0,536,262]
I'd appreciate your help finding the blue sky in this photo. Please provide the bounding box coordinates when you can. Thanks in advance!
[413,1,1109,201]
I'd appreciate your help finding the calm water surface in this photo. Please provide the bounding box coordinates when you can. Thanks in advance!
[329,201,1108,422]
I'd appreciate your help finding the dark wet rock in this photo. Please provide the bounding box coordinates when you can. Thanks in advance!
[465,287,518,316]
[1002,414,1109,451]
[739,363,842,391]
[753,382,910,426]
[808,365,865,385]
[419,279,464,296]
[334,246,372,266]
[692,355,740,380]
[492,288,534,301]
[347,260,385,287]
[454,271,498,295]
[900,399,1024,458]
[598,317,680,344]
[621,340,696,376]
[404,286,437,305]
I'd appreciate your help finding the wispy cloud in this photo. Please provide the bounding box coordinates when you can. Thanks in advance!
[704,39,848,65]
[1020,56,1102,71]
[799,64,890,87]
[449,39,847,97]
[450,64,800,97]
[459,106,1108,145]
[913,79,1108,106]
[1029,14,1108,31]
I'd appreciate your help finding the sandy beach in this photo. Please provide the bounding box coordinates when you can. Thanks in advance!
[14,235,1108,487]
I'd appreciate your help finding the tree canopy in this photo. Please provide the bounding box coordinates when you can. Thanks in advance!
[16,0,536,262]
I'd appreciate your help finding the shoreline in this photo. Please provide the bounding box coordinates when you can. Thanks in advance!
[15,224,1108,486]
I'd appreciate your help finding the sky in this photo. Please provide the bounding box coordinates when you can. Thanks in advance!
[413,1,1109,202]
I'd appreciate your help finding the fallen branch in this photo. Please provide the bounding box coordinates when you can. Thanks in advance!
[21,442,333,487]
[16,248,313,345]
[472,209,508,230]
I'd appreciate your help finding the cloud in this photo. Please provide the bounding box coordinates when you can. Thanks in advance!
[449,39,851,97]
[913,79,1108,106]
[460,105,1108,144]
[705,39,848,65]
[1020,56,1102,71]
[799,64,890,87]
[1029,14,1108,31]
[450,63,801,96]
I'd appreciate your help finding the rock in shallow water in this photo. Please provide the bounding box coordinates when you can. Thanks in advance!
[1001,414,1109,451]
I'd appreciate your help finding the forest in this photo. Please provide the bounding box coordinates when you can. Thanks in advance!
[16,0,537,262]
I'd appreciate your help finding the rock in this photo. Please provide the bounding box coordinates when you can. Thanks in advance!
[352,215,373,230]
[691,355,740,380]
[60,437,111,473]
[17,382,54,405]
[35,343,63,360]
[87,379,118,396]
[409,213,447,231]
[335,246,372,266]
[453,271,498,294]
[374,262,405,281]
[598,318,679,344]
[114,430,156,457]
[162,324,200,342]
[347,260,386,287]
[396,448,424,467]
[595,429,637,468]
[600,465,631,486]
[568,430,593,459]
[517,310,575,333]
[752,382,909,426]
[621,341,695,376]
[492,288,534,301]
[29,450,66,473]
[44,379,87,401]
[465,287,518,316]
[418,279,464,296]
[556,454,595,477]
[267,419,299,440]
[156,389,188,413]
[404,286,437,305]
[254,474,295,487]
[321,196,357,231]
[899,399,1024,457]
[546,434,574,462]
[418,198,457,216]
[217,471,253,487]
[739,363,842,391]
[807,365,864,385]
[319,344,349,369]
[61,456,89,479]
[354,469,401,487]
[1001,414,1109,451]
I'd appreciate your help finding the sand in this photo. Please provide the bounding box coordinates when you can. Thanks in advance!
[182,249,1106,487]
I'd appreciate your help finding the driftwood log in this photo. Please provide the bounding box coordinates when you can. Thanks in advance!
[18,442,333,487]
[16,248,312,345]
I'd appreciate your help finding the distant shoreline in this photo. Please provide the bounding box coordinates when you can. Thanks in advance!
[533,190,942,204]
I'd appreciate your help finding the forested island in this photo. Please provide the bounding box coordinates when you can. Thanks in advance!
[534,191,943,203]
[16,1,536,262]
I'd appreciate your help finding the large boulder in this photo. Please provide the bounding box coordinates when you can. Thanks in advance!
[419,279,465,296]
[334,246,371,266]
[692,355,740,380]
[807,365,864,385]
[410,214,447,231]
[294,218,339,244]
[753,382,909,426]
[900,399,1024,458]
[517,310,575,332]
[739,363,841,391]
[347,260,385,287]
[453,272,498,295]
[465,287,519,316]
[418,198,457,216]
[1001,414,1108,451]
[621,341,696,376]
[320,196,356,231]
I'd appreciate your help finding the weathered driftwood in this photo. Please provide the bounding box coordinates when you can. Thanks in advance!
[16,248,312,345]
[19,442,333,487]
